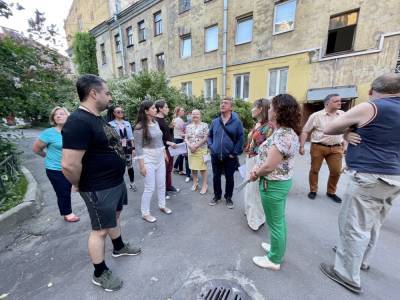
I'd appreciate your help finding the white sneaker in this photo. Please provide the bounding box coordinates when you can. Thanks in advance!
[142,214,156,223]
[261,242,271,253]
[159,207,172,214]
[252,256,280,270]
[185,177,190,183]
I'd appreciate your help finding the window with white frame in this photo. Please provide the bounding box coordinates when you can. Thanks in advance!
[234,73,250,100]
[156,53,165,71]
[126,26,133,46]
[204,78,217,100]
[268,68,288,97]
[141,58,148,72]
[129,62,136,75]
[179,0,191,13]
[274,0,297,34]
[114,34,121,52]
[205,25,218,52]
[181,34,192,58]
[181,82,192,96]
[154,11,162,36]
[235,15,253,45]
[138,20,146,42]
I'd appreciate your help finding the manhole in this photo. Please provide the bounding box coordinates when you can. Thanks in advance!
[198,279,252,300]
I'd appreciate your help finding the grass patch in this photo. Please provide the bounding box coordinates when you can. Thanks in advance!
[0,174,28,214]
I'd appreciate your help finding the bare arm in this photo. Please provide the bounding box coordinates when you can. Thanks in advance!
[32,140,47,157]
[62,149,86,187]
[324,102,375,135]
[299,132,309,155]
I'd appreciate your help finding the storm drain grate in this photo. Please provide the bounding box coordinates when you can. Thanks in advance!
[198,279,252,300]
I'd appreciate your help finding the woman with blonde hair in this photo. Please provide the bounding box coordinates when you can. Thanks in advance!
[185,109,209,194]
[244,98,273,230]
[33,107,79,222]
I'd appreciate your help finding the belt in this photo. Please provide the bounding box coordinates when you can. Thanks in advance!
[312,142,342,147]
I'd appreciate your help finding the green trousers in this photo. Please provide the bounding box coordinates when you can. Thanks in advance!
[259,177,292,264]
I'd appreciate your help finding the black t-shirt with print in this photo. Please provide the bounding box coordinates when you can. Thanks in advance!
[62,108,126,192]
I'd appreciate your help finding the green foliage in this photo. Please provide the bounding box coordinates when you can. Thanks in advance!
[0,173,27,213]
[108,71,254,129]
[0,37,77,122]
[72,32,98,75]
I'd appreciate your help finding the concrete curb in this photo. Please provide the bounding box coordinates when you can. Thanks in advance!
[0,166,42,235]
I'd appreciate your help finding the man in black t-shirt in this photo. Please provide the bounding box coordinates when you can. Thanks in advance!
[62,74,141,292]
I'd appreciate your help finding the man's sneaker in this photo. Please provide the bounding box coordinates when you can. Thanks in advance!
[129,183,137,191]
[226,198,234,209]
[209,197,220,206]
[308,192,317,199]
[92,270,123,292]
[112,242,141,257]
[327,193,342,203]
[167,186,180,193]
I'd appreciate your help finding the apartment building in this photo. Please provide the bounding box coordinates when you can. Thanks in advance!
[89,0,400,117]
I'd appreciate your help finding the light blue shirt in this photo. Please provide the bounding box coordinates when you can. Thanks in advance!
[39,127,63,171]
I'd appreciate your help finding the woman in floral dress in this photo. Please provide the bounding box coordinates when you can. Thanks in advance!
[250,94,301,271]
[185,110,209,194]
[244,99,273,230]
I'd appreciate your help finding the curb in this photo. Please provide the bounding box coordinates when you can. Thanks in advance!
[0,166,42,235]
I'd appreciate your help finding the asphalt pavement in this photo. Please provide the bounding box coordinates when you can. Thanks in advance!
[0,129,399,300]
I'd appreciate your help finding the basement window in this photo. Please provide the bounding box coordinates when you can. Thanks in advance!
[326,10,359,55]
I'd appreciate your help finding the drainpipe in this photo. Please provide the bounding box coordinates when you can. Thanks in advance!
[115,0,126,75]
[222,0,228,97]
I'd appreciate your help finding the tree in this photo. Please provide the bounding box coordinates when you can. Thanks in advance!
[72,32,98,75]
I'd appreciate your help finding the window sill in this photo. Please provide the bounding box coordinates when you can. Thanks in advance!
[181,56,191,59]
[323,49,354,57]
[205,49,218,54]
[127,44,134,48]
[179,9,190,15]
[235,41,252,46]
[139,40,146,43]
[116,50,121,53]
[272,28,294,36]
[154,33,163,37]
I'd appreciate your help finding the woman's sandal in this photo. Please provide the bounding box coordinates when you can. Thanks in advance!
[64,214,80,222]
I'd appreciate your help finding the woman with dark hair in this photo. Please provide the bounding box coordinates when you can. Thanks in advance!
[154,100,180,196]
[134,100,172,223]
[250,94,301,270]
[244,98,273,231]
[108,105,136,191]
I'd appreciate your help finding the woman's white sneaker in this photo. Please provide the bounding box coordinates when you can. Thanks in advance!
[261,242,271,253]
[252,256,280,270]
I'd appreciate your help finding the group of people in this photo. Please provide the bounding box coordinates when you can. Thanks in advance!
[32,73,400,295]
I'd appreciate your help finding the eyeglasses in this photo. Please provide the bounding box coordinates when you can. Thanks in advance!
[115,111,124,114]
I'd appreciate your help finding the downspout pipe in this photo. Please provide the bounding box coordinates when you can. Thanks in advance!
[115,0,126,75]
[222,0,228,97]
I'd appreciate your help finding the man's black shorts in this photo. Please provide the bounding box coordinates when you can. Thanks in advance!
[80,182,127,230]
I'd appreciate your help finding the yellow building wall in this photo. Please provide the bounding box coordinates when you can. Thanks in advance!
[170,52,311,104]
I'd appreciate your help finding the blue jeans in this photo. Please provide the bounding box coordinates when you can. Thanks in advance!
[46,169,72,216]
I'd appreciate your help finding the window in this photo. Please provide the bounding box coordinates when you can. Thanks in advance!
[268,68,288,97]
[236,15,253,45]
[234,73,250,100]
[114,34,121,52]
[141,58,148,72]
[138,20,146,42]
[205,25,218,52]
[129,62,136,75]
[274,0,297,34]
[204,78,217,100]
[181,34,192,58]
[179,0,191,13]
[156,53,165,71]
[100,43,106,64]
[126,26,133,46]
[154,11,162,36]
[117,66,123,78]
[181,82,192,96]
[326,10,359,55]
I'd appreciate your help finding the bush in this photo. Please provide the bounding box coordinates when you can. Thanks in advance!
[108,71,254,130]
[0,173,27,213]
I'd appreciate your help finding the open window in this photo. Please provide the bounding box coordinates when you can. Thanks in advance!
[326,10,359,55]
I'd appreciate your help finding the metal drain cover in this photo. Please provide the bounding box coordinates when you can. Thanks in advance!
[198,279,252,300]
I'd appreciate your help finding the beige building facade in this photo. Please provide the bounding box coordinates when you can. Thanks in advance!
[90,0,400,116]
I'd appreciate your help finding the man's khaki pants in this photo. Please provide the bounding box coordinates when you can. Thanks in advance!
[334,171,400,287]
[309,143,343,194]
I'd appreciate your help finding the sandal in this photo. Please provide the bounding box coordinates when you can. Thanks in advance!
[64,214,80,222]
[142,214,157,223]
[200,185,208,195]
[191,183,198,191]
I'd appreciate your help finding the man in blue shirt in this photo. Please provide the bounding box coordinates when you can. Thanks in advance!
[208,97,244,208]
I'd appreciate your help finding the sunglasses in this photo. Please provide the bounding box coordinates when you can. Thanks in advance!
[115,110,124,114]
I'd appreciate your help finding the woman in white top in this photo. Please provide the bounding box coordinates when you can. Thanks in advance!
[108,105,136,191]
[134,100,172,223]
